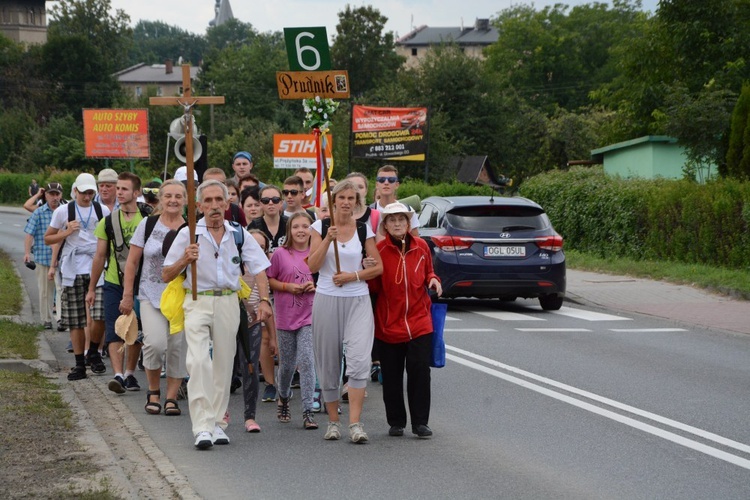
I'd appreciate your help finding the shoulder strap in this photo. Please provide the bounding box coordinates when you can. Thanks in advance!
[320,218,331,239]
[143,214,160,244]
[67,201,76,221]
[356,221,368,259]
[229,221,246,274]
[369,208,380,233]
[92,201,103,220]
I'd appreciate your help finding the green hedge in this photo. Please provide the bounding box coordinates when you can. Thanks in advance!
[520,166,750,269]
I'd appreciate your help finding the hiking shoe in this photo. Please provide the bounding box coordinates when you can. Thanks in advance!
[66,341,73,353]
[312,388,322,413]
[230,377,242,393]
[57,321,67,332]
[177,378,188,400]
[194,431,213,450]
[389,426,405,437]
[124,375,140,391]
[349,422,368,443]
[87,352,106,375]
[67,366,87,381]
[370,363,381,382]
[212,425,230,445]
[303,410,318,430]
[261,384,277,402]
[108,375,126,394]
[324,421,341,440]
[44,321,52,330]
[412,424,433,438]
[291,371,300,388]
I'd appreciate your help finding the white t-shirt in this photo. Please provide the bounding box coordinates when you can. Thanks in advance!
[311,219,374,297]
[50,202,111,286]
[130,217,171,309]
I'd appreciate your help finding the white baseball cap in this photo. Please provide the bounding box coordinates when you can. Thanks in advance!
[73,173,98,193]
[174,166,198,182]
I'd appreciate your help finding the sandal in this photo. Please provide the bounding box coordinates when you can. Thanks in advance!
[303,410,318,430]
[164,398,181,416]
[277,397,291,423]
[145,390,161,415]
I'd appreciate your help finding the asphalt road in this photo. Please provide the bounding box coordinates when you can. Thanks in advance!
[2,206,749,499]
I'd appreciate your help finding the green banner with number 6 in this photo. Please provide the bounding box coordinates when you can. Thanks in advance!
[283,27,331,71]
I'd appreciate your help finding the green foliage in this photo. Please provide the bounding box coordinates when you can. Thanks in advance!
[520,166,750,269]
[331,5,404,96]
[48,0,132,73]
[129,20,207,66]
[395,180,491,201]
[726,82,750,179]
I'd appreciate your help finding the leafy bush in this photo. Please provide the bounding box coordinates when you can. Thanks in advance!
[520,166,750,269]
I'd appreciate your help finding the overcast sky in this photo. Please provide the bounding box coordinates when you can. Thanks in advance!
[92,0,659,40]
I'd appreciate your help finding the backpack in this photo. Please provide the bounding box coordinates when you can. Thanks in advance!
[58,201,104,257]
[104,203,152,285]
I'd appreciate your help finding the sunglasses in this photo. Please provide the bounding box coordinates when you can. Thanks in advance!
[260,196,282,205]
[376,176,399,184]
[143,187,160,195]
[282,189,301,196]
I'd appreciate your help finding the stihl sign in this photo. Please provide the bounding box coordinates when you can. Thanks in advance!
[273,134,332,169]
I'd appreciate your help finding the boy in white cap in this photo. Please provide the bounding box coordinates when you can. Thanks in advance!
[45,173,111,380]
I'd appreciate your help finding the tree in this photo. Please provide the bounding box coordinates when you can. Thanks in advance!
[485,1,644,113]
[205,18,256,55]
[331,5,404,96]
[726,83,750,179]
[129,20,207,66]
[48,0,133,73]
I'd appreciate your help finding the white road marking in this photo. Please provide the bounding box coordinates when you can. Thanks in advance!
[446,345,750,468]
[474,310,545,321]
[609,328,687,333]
[445,315,460,322]
[516,328,591,332]
[547,306,632,322]
[444,328,497,332]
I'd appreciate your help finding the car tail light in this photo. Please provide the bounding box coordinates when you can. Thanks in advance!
[431,235,474,251]
[535,235,563,252]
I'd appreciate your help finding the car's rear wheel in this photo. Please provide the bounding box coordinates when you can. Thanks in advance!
[539,294,563,310]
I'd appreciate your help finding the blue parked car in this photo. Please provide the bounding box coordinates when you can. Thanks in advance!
[418,196,566,309]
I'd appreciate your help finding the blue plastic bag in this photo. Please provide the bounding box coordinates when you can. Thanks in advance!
[430,302,447,368]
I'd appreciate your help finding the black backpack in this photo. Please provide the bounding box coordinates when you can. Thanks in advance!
[103,203,153,285]
[58,201,104,258]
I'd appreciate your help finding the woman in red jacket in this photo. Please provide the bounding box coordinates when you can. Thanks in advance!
[369,202,442,438]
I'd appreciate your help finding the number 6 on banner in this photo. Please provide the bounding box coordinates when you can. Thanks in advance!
[283,27,332,72]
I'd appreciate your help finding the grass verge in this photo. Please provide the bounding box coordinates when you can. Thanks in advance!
[0,248,22,315]
[0,319,39,359]
[566,249,750,300]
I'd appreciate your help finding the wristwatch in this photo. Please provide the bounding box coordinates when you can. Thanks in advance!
[260,297,271,304]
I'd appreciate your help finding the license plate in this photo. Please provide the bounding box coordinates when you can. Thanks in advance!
[484,245,526,257]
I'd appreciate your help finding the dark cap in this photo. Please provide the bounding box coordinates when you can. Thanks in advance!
[45,182,63,193]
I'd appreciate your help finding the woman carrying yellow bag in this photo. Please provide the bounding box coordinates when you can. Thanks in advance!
[121,180,189,416]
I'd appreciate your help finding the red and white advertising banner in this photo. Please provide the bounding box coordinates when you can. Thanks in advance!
[273,134,332,169]
[351,105,428,161]
[83,109,150,158]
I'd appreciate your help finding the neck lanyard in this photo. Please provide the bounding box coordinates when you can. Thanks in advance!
[76,204,93,230]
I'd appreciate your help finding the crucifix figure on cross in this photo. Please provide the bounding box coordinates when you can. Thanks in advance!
[150,64,225,299]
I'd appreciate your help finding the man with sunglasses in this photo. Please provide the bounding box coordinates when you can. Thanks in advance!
[372,165,420,237]
[282,175,317,220]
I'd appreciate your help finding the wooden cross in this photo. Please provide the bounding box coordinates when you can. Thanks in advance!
[150,64,225,300]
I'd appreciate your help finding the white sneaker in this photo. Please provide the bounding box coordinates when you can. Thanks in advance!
[324,421,341,440]
[213,425,230,445]
[194,431,213,450]
[349,422,368,443]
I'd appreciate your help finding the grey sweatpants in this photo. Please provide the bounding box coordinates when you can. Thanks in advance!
[277,325,315,412]
[312,294,374,404]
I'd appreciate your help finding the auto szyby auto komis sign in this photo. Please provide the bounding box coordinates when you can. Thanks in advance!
[351,105,428,161]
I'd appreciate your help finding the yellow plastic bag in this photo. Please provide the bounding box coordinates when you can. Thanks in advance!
[238,277,252,300]
[160,274,186,334]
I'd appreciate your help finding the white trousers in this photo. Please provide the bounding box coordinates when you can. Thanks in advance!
[183,293,239,436]
[140,301,187,379]
[35,264,54,323]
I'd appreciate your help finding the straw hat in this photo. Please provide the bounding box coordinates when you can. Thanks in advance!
[114,311,138,346]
